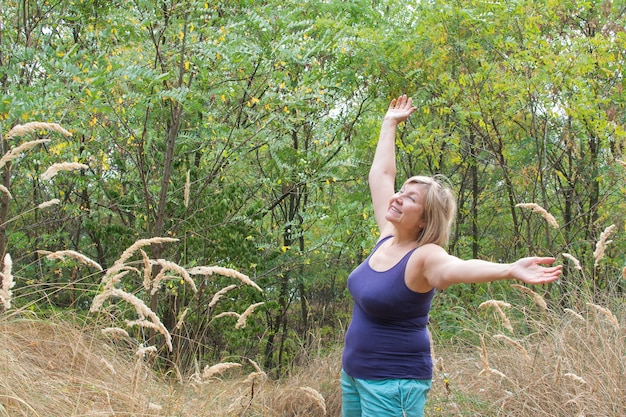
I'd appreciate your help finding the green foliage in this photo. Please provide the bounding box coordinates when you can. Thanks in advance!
[2,0,626,374]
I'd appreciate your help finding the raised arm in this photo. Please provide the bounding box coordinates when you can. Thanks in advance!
[417,244,562,290]
[369,95,417,234]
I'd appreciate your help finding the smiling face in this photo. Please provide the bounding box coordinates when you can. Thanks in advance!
[384,182,426,239]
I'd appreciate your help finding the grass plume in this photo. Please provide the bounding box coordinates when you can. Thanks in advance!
[586,302,620,329]
[511,283,548,311]
[188,265,263,292]
[184,169,190,208]
[108,237,178,275]
[0,139,50,170]
[0,253,14,310]
[5,122,71,139]
[202,362,242,380]
[150,259,198,295]
[516,202,559,228]
[236,302,265,329]
[478,299,514,332]
[38,249,103,271]
[37,198,60,209]
[593,224,616,267]
[212,302,265,329]
[562,253,583,270]
[492,334,530,359]
[40,162,89,180]
[0,184,12,199]
[90,287,173,351]
[208,284,238,308]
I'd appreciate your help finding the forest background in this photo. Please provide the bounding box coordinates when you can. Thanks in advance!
[1,0,625,416]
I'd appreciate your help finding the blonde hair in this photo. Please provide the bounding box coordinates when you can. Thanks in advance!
[403,175,456,247]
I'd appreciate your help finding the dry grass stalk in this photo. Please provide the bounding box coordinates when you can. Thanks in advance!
[554,356,562,385]
[40,162,89,180]
[6,122,72,139]
[586,302,620,329]
[564,372,588,385]
[478,300,514,332]
[208,284,238,308]
[298,386,327,415]
[242,370,267,384]
[236,302,265,329]
[563,308,586,323]
[492,334,530,358]
[213,311,240,320]
[101,270,131,290]
[147,402,163,411]
[109,237,179,275]
[0,253,14,310]
[175,308,189,330]
[37,198,60,209]
[516,202,559,228]
[562,253,583,270]
[511,284,548,311]
[188,265,263,292]
[479,335,490,374]
[593,224,616,267]
[0,184,12,199]
[101,327,131,339]
[131,345,157,399]
[434,356,445,374]
[140,249,151,290]
[0,139,50,169]
[90,287,173,351]
[150,259,198,295]
[184,169,190,208]
[202,362,242,380]
[135,345,157,358]
[211,302,264,329]
[617,159,626,168]
[248,358,263,373]
[38,249,103,271]
[484,367,508,379]
[187,358,202,384]
[126,318,169,337]
[100,357,117,375]
[477,336,508,379]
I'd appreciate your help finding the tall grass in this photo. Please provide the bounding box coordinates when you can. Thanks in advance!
[427,289,625,417]
[1,296,623,416]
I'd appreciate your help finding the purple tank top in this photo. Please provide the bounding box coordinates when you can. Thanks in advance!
[342,236,435,380]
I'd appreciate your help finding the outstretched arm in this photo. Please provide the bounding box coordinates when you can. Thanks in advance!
[369,95,417,233]
[418,244,562,290]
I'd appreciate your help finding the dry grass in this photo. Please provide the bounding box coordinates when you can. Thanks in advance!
[515,202,559,228]
[0,254,14,311]
[39,162,89,181]
[0,314,341,416]
[427,299,626,417]
[1,297,623,416]
[0,316,174,416]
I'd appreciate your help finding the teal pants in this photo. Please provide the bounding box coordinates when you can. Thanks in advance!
[341,369,431,417]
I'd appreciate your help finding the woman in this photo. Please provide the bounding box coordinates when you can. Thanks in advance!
[340,95,562,417]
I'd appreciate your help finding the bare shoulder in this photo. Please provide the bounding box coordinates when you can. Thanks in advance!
[405,244,448,292]
[407,244,457,291]
[414,243,448,259]
[408,243,450,272]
